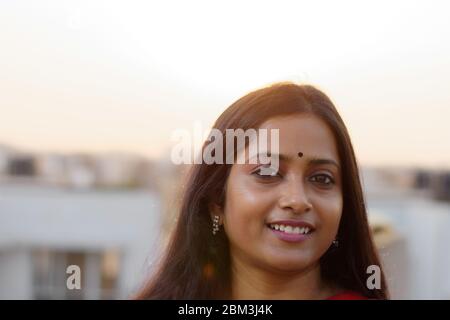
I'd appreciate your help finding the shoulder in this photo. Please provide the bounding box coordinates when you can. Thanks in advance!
[326,290,369,300]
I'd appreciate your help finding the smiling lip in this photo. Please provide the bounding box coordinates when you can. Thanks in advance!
[266,220,315,243]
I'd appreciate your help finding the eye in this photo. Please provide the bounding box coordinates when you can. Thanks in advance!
[251,165,281,179]
[309,173,335,186]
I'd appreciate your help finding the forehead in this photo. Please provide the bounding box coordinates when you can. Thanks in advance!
[258,114,340,162]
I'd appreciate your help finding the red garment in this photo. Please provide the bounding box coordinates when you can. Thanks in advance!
[327,291,368,300]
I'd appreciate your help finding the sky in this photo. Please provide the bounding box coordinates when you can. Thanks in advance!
[1,0,450,169]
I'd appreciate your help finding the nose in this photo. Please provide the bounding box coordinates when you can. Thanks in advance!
[278,176,313,214]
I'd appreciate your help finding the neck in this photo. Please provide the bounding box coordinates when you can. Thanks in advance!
[230,255,336,300]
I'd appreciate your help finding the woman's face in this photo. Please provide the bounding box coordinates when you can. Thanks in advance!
[217,113,343,273]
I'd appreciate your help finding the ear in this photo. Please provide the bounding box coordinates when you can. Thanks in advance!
[208,202,224,225]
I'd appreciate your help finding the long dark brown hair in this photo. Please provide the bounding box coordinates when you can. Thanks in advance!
[135,82,389,299]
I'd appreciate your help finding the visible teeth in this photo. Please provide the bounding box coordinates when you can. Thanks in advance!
[269,224,312,235]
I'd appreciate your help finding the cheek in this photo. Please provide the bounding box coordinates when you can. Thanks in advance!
[312,193,343,233]
[223,174,273,239]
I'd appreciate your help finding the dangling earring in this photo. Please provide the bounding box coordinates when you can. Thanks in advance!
[212,215,220,235]
[332,237,339,248]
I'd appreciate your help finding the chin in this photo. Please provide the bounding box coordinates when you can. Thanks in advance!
[266,257,313,273]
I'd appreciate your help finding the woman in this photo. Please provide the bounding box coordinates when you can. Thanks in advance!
[135,82,389,299]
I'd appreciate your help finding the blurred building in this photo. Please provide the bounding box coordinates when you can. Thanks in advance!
[0,145,163,299]
[0,144,157,191]
[0,184,162,299]
[0,145,17,176]
[363,167,450,299]
[35,153,68,186]
[430,171,450,202]
[93,153,157,190]
[64,154,97,190]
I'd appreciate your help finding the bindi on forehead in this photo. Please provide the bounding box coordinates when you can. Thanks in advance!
[285,152,341,171]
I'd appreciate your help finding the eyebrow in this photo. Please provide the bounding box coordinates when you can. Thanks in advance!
[251,152,341,169]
